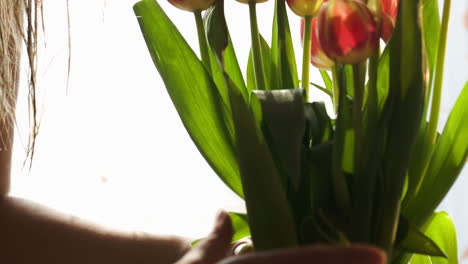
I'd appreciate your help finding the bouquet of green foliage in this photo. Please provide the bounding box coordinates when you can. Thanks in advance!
[134,0,467,262]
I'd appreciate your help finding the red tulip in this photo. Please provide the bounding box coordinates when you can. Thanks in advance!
[286,0,324,17]
[378,0,398,42]
[301,18,334,69]
[168,0,214,12]
[380,12,394,42]
[317,0,379,64]
[381,0,398,22]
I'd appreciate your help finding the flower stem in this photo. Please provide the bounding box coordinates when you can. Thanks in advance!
[302,16,312,101]
[248,2,266,91]
[331,66,340,113]
[352,63,365,175]
[426,0,451,147]
[194,11,212,75]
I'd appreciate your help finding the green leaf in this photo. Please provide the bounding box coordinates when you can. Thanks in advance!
[192,212,250,246]
[409,212,458,264]
[376,47,390,112]
[404,0,443,206]
[249,89,307,233]
[250,89,305,191]
[319,70,333,95]
[331,66,352,216]
[271,0,298,90]
[403,82,468,225]
[228,212,251,242]
[204,1,228,61]
[247,35,273,92]
[134,0,243,197]
[304,102,333,146]
[227,76,298,251]
[409,255,434,264]
[301,211,349,244]
[396,216,446,257]
[204,0,248,103]
[422,0,440,83]
[224,39,249,102]
[374,0,426,252]
[305,143,334,212]
[310,82,333,98]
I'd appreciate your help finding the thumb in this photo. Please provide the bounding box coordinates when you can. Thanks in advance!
[176,211,233,264]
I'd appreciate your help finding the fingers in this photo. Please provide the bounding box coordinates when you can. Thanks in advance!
[219,244,386,264]
[175,211,233,264]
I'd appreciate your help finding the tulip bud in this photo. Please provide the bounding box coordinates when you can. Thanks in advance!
[286,0,324,17]
[301,18,334,69]
[168,0,214,12]
[317,0,379,64]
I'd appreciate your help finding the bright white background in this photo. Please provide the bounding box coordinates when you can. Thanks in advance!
[9,0,468,254]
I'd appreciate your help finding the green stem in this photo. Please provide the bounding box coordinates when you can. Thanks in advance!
[331,64,352,215]
[248,2,266,91]
[194,11,212,75]
[302,16,312,101]
[352,63,365,174]
[426,0,450,147]
[331,66,340,113]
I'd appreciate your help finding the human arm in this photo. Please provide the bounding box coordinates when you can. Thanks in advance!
[0,195,238,264]
[0,196,191,264]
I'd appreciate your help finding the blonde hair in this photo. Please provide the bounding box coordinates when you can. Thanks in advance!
[1,0,42,162]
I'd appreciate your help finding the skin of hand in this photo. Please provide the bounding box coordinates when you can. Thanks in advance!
[176,211,234,264]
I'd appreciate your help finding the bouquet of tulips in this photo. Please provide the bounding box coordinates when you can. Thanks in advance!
[134,0,467,262]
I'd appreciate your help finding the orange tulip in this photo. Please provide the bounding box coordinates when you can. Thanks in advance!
[287,0,324,17]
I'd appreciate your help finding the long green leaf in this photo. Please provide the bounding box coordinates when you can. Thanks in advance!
[228,212,251,242]
[247,35,273,92]
[374,0,426,253]
[304,101,333,146]
[319,70,333,94]
[409,212,458,264]
[134,0,243,197]
[310,82,333,98]
[422,0,440,83]
[403,82,468,225]
[304,143,334,215]
[250,89,305,191]
[396,217,446,257]
[271,0,298,90]
[331,66,352,218]
[404,0,443,207]
[227,76,298,251]
[204,0,248,103]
